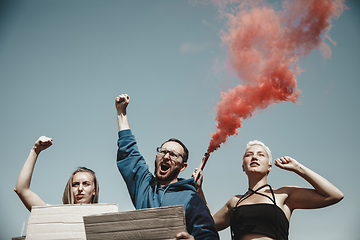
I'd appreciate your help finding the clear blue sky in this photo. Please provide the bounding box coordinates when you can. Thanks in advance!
[1,0,359,239]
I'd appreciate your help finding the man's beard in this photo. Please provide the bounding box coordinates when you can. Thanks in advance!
[154,165,181,185]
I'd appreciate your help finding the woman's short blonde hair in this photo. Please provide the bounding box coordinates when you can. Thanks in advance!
[243,140,272,164]
[62,167,99,204]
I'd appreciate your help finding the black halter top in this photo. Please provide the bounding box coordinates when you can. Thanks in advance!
[230,184,289,240]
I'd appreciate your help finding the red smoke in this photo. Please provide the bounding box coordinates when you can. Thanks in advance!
[207,0,346,153]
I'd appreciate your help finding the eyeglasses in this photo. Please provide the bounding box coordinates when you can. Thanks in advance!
[156,147,183,161]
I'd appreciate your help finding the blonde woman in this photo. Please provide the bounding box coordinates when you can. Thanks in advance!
[195,140,343,240]
[14,136,99,211]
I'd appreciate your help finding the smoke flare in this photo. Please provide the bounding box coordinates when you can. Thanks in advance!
[207,0,346,153]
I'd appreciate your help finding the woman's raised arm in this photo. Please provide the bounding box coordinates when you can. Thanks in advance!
[275,156,344,210]
[14,136,53,211]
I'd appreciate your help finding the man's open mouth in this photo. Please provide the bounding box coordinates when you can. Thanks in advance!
[160,163,170,173]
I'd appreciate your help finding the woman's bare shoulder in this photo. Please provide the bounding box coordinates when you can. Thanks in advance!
[227,195,243,208]
[273,185,299,194]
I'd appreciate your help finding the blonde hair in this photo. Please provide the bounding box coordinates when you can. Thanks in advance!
[62,167,99,204]
[243,140,272,164]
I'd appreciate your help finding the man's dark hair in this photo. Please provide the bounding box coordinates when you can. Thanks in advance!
[161,138,189,163]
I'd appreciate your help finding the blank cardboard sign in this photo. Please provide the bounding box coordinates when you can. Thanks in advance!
[84,205,186,240]
[25,204,118,240]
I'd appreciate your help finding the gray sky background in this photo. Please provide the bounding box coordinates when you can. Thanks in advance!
[1,0,359,239]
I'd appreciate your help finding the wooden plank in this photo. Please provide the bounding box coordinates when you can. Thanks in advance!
[84,205,186,240]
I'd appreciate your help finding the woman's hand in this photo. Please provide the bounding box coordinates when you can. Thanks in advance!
[33,136,53,154]
[274,156,300,172]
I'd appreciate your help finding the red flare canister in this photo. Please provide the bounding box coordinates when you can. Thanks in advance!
[194,152,210,182]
